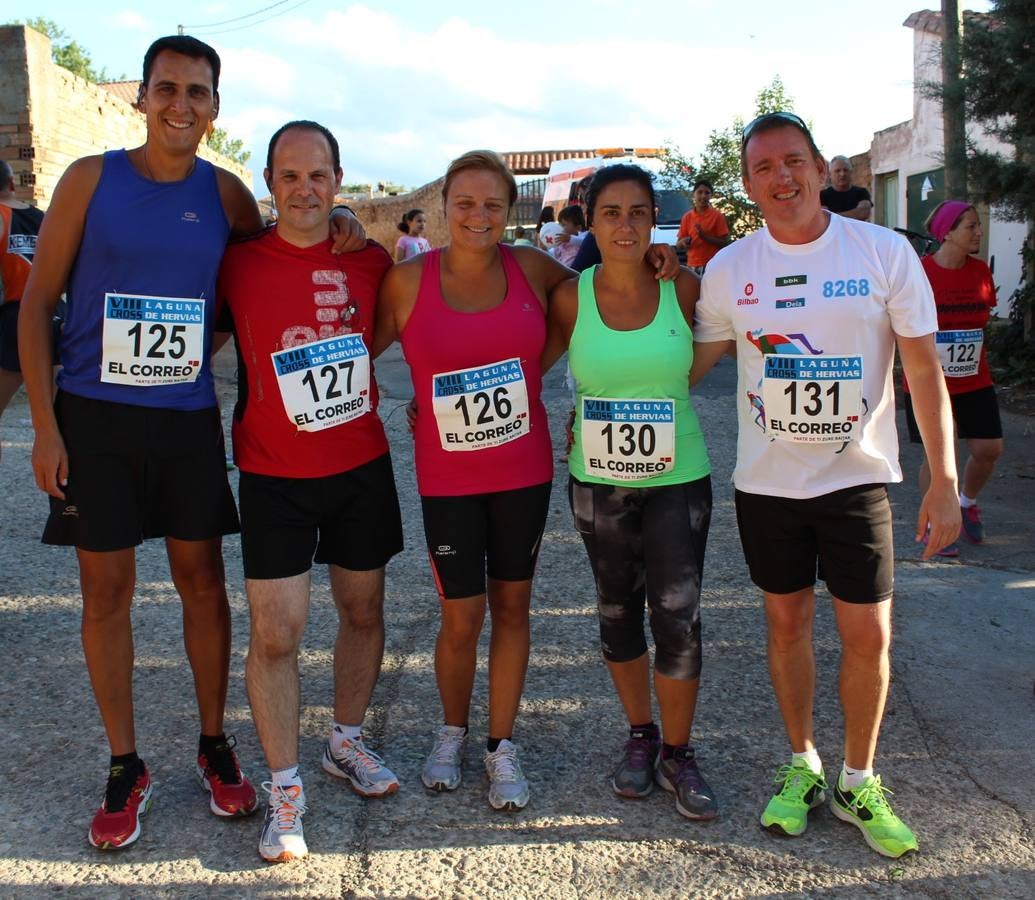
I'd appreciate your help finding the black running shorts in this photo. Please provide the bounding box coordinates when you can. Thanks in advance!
[42,391,239,551]
[420,481,552,600]
[238,453,404,580]
[904,385,1002,442]
[734,483,894,604]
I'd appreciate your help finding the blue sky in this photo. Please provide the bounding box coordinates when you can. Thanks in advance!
[10,1,992,195]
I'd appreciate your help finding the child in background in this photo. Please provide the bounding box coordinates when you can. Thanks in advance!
[551,205,586,267]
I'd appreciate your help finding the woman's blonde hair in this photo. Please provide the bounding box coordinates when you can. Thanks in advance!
[442,150,517,207]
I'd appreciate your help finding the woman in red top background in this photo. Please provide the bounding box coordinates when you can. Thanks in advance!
[903,200,1004,556]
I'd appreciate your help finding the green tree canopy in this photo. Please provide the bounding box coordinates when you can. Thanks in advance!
[960,0,1035,343]
[12,17,123,82]
[207,128,251,166]
[660,76,797,239]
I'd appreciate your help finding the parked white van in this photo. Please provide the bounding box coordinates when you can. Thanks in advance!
[541,148,690,246]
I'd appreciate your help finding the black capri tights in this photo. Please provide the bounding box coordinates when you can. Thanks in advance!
[568,475,711,680]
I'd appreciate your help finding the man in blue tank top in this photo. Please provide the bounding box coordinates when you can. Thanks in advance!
[17,35,366,852]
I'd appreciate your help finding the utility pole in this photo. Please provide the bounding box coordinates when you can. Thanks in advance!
[941,0,967,198]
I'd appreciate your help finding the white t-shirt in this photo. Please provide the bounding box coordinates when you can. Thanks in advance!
[695,213,937,499]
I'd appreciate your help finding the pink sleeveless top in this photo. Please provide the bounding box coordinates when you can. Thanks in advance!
[401,245,553,496]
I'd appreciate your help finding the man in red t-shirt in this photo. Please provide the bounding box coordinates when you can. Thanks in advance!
[675,179,731,273]
[217,121,403,863]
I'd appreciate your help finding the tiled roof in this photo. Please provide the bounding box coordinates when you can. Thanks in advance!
[501,150,596,174]
[99,80,142,109]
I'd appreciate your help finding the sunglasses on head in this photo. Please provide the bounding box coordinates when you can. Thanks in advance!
[742,112,810,147]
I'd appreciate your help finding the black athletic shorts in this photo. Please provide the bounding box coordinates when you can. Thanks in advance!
[734,483,894,604]
[0,300,65,372]
[904,385,1002,442]
[238,453,403,580]
[420,481,552,600]
[42,391,239,551]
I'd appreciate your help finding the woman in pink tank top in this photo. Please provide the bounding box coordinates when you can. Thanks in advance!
[374,150,572,811]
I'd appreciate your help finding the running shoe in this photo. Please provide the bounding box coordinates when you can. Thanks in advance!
[258,782,308,863]
[197,734,258,817]
[421,725,467,792]
[922,525,959,558]
[831,773,918,858]
[960,505,984,543]
[322,735,399,797]
[612,726,660,798]
[88,763,153,850]
[760,761,828,837]
[655,745,718,820]
[484,740,530,811]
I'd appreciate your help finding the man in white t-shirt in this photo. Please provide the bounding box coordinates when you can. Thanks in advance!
[691,112,959,859]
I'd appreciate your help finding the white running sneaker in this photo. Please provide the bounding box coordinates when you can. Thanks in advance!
[484,739,530,811]
[422,725,467,792]
[258,782,307,863]
[322,735,399,797]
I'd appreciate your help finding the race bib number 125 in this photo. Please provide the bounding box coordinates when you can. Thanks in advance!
[100,293,204,386]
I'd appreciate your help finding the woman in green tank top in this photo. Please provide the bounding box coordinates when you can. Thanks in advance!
[542,164,719,821]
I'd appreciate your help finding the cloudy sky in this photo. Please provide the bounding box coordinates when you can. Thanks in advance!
[14,1,991,194]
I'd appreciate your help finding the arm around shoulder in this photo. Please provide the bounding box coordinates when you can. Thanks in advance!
[216,168,263,238]
[372,258,421,358]
[542,276,578,372]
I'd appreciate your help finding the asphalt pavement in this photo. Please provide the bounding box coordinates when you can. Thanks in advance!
[0,346,1032,899]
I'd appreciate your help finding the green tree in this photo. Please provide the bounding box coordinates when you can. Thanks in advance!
[13,17,123,82]
[660,76,796,239]
[207,127,251,165]
[959,0,1035,346]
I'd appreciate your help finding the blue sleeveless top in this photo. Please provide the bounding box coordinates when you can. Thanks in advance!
[58,149,229,410]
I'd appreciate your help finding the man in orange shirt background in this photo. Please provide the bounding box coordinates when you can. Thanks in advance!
[675,179,731,274]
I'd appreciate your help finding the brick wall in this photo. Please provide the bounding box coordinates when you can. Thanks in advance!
[349,177,448,255]
[0,25,251,209]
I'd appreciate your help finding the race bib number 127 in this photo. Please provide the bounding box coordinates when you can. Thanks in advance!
[100,293,204,386]
[272,334,371,432]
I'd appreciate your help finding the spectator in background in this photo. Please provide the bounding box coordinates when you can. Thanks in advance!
[675,180,730,275]
[535,206,555,248]
[395,209,432,262]
[821,156,872,221]
[550,204,586,267]
[512,226,535,247]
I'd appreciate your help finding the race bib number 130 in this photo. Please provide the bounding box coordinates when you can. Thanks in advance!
[432,358,529,451]
[100,293,204,386]
[580,397,675,481]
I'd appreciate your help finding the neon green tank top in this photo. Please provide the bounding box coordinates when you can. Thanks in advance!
[568,267,710,487]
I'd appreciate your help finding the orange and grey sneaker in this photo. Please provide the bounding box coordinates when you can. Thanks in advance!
[197,734,258,817]
[88,762,153,850]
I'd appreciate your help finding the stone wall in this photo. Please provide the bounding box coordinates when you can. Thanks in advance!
[348,177,448,255]
[0,25,251,209]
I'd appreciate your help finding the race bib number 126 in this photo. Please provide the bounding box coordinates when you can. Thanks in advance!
[100,293,204,386]
[432,358,530,451]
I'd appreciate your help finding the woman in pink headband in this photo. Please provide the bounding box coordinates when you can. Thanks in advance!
[902,199,1004,557]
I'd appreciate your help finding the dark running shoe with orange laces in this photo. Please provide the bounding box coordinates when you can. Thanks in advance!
[196,734,258,817]
[89,762,153,850]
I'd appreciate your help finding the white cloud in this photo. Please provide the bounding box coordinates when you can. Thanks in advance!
[110,10,148,30]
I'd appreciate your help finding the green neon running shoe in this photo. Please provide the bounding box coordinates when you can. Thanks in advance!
[831,774,918,858]
[760,761,828,836]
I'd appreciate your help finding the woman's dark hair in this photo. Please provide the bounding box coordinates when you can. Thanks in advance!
[558,204,586,231]
[142,35,221,91]
[692,179,714,193]
[585,164,656,227]
[536,206,555,229]
[398,209,424,234]
[265,120,340,172]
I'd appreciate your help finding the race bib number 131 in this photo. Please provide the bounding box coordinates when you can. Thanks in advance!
[761,354,864,443]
